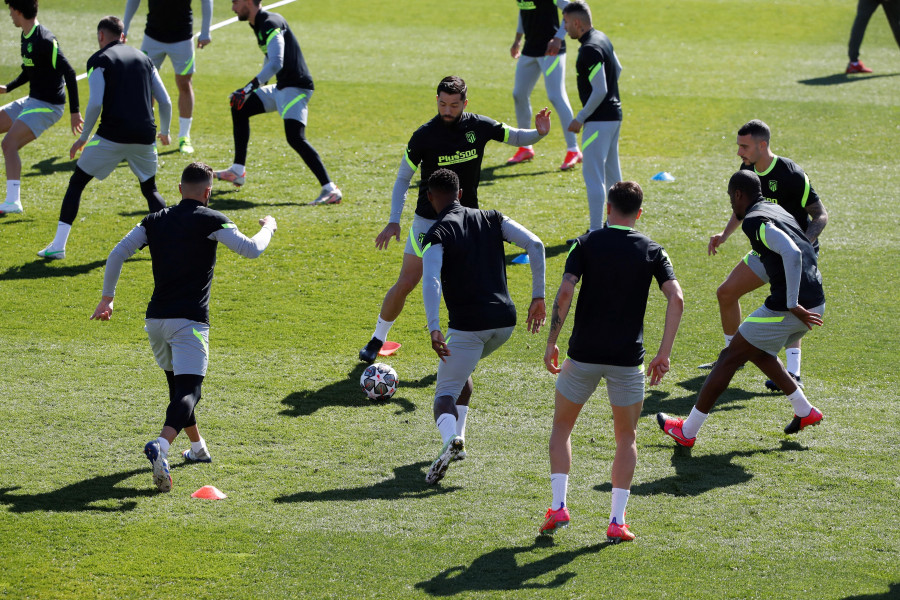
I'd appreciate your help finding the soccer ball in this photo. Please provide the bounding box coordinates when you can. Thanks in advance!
[360,363,399,401]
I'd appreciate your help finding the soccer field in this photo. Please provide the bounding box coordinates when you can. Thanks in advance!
[1,0,898,598]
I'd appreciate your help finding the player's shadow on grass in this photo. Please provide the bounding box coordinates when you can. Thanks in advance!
[479,163,555,187]
[280,363,426,416]
[24,156,76,176]
[0,259,106,281]
[274,460,460,504]
[416,537,610,595]
[640,374,759,417]
[595,439,807,497]
[0,466,181,513]
[841,582,900,599]
[798,72,899,86]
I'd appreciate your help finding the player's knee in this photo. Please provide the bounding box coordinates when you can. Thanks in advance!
[1,134,17,155]
[716,281,739,305]
[393,272,420,296]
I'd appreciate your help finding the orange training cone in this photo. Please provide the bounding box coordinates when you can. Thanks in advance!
[378,341,401,356]
[191,485,227,500]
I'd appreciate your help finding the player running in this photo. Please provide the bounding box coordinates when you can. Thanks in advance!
[123,0,213,154]
[659,170,825,448]
[507,0,580,170]
[214,0,340,206]
[540,181,683,543]
[37,16,172,261]
[358,76,551,363]
[703,120,828,392]
[0,0,83,215]
[91,162,277,493]
[420,169,545,484]
[562,1,623,234]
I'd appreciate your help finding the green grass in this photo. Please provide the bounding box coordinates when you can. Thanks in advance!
[1,1,899,598]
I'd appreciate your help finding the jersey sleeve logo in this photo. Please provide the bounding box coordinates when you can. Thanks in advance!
[465,131,476,144]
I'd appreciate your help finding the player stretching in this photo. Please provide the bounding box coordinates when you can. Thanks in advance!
[0,0,83,215]
[124,0,213,154]
[541,181,683,543]
[38,16,171,261]
[358,76,551,363]
[421,169,545,484]
[659,170,825,448]
[214,0,340,206]
[507,0,580,169]
[91,162,277,493]
[562,1,623,234]
[703,120,828,392]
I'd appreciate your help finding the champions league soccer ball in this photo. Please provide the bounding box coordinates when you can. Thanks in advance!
[360,363,399,401]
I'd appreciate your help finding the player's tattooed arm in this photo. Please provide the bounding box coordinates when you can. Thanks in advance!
[547,273,579,345]
[804,201,828,244]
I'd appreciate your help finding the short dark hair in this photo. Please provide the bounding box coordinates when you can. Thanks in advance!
[437,76,467,101]
[737,119,770,143]
[427,168,460,196]
[607,181,643,216]
[97,16,124,37]
[562,1,591,23]
[5,0,38,20]
[728,169,762,198]
[181,162,214,186]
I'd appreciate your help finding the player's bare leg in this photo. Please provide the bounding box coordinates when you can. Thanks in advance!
[174,73,195,153]
[360,253,423,362]
[1,119,35,213]
[716,260,766,336]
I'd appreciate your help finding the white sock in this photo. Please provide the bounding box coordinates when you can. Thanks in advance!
[786,348,801,376]
[6,180,20,204]
[191,438,206,453]
[550,473,568,510]
[321,181,336,193]
[51,222,72,250]
[156,437,170,455]
[436,413,457,444]
[522,145,533,150]
[373,316,394,343]
[681,407,708,439]
[178,117,192,139]
[567,146,579,153]
[724,334,734,347]
[230,163,245,175]
[455,405,468,438]
[610,487,630,524]
[786,387,813,418]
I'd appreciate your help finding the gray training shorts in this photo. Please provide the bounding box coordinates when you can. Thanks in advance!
[556,357,645,407]
[404,214,437,257]
[142,36,195,75]
[741,250,769,283]
[145,318,209,376]
[77,135,158,182]
[1,96,64,138]
[255,85,311,123]
[738,303,825,356]
[434,326,516,400]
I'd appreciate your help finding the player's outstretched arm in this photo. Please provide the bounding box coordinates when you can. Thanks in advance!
[211,216,277,258]
[647,279,684,386]
[709,213,740,256]
[544,273,578,373]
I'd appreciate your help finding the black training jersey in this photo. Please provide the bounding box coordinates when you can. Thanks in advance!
[252,10,313,90]
[142,199,234,324]
[87,41,158,144]
[406,113,508,220]
[564,226,676,366]
[518,0,566,57]
[145,0,194,43]
[741,200,825,312]
[5,23,79,112]
[575,28,621,122]
[740,156,821,249]
[423,203,516,331]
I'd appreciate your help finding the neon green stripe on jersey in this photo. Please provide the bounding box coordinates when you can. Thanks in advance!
[744,316,784,323]
[25,23,38,39]
[608,225,633,231]
[265,28,279,46]
[545,56,560,77]
[52,39,58,69]
[800,173,810,208]
[87,67,94,77]
[179,53,195,76]
[759,223,769,249]
[503,125,510,144]
[755,155,778,177]
[582,131,599,151]
[403,149,418,172]
[280,93,307,119]
[567,241,577,258]
[588,62,604,82]
[221,223,236,228]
